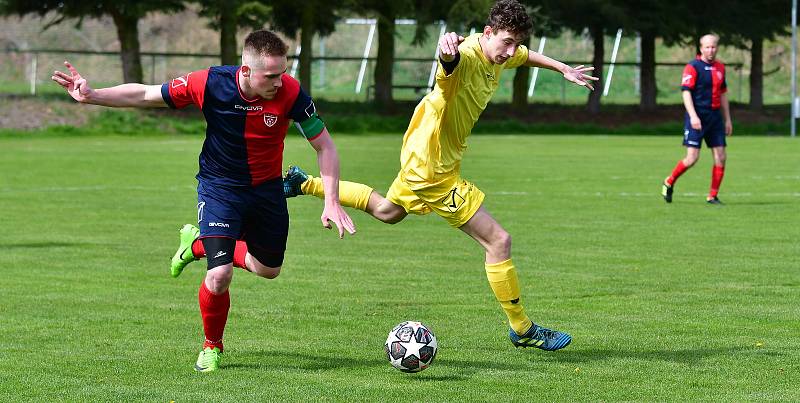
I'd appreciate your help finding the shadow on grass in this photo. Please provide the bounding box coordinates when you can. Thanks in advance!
[548,346,784,365]
[227,350,477,381]
[225,349,387,371]
[223,345,783,377]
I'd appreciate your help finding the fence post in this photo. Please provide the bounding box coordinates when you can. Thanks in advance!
[355,20,376,94]
[30,52,38,95]
[319,37,326,88]
[603,29,623,97]
[634,33,641,95]
[290,44,301,77]
[528,37,547,98]
[738,66,743,103]
[427,22,447,91]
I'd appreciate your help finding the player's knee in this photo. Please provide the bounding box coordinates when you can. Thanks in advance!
[247,244,285,278]
[205,266,233,293]
[372,201,407,224]
[254,265,281,279]
[491,230,512,254]
[380,210,407,224]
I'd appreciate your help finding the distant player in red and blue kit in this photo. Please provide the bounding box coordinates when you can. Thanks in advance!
[662,34,733,205]
[51,30,355,372]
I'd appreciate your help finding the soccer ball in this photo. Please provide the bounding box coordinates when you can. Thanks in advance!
[384,321,438,373]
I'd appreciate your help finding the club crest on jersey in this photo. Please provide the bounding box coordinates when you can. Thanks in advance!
[264,113,278,127]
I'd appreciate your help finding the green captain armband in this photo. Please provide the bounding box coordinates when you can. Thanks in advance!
[297,113,326,139]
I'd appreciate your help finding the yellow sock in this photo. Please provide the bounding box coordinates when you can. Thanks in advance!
[300,175,373,211]
[486,259,532,335]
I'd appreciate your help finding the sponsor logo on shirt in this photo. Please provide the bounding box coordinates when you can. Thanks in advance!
[264,113,278,127]
[681,74,693,84]
[209,222,230,228]
[235,105,263,111]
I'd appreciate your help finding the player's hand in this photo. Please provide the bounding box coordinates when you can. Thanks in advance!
[690,116,702,130]
[725,120,733,136]
[51,61,94,103]
[563,65,598,91]
[438,32,465,62]
[321,201,356,239]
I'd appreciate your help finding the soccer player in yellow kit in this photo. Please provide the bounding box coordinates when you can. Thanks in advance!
[286,0,596,350]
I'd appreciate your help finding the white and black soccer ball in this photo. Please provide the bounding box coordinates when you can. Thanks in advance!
[384,321,438,373]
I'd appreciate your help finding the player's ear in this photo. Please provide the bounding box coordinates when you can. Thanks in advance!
[241,65,251,78]
[483,26,493,37]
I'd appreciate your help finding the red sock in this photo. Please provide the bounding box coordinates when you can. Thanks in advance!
[709,165,725,198]
[191,239,249,271]
[199,281,230,351]
[191,239,205,258]
[233,240,249,271]
[666,161,688,186]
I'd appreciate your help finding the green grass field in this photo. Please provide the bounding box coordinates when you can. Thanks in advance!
[1,133,798,401]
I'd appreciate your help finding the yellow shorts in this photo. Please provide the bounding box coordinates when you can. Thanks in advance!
[385,172,485,227]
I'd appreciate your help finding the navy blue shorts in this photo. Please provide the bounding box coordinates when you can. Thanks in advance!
[196,178,289,255]
[683,110,726,148]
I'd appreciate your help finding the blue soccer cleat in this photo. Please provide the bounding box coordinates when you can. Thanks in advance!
[283,165,308,198]
[509,323,572,351]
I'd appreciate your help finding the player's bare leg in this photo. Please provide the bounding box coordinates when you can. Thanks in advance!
[460,206,571,351]
[682,146,701,168]
[244,255,281,279]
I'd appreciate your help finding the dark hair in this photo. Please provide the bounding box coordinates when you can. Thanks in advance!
[486,0,532,37]
[243,30,288,57]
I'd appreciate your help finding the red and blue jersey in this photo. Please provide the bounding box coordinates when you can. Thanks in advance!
[161,66,320,187]
[680,56,727,111]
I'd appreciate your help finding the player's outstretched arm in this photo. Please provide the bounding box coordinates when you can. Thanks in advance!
[51,61,166,108]
[525,53,598,91]
[438,32,465,63]
[308,128,356,239]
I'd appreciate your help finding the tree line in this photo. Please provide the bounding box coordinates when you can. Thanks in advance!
[1,0,793,112]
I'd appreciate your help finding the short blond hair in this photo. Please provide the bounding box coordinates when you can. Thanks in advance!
[699,34,719,46]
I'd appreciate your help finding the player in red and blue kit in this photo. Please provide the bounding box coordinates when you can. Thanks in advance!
[662,34,733,205]
[51,30,355,372]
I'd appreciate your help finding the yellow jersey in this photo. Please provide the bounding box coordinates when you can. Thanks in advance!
[399,33,529,187]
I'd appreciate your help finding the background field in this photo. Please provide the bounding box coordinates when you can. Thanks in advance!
[1,9,792,105]
[1,133,798,401]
